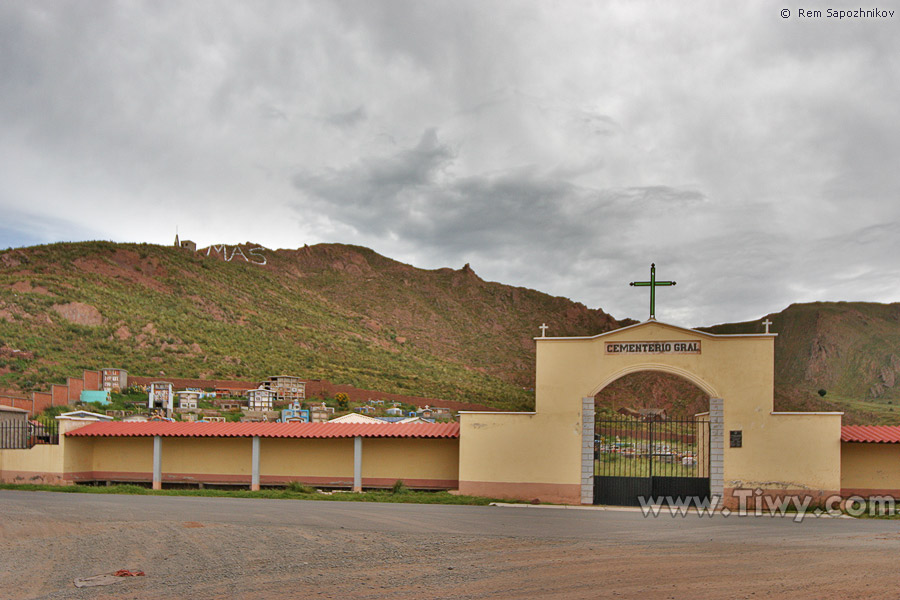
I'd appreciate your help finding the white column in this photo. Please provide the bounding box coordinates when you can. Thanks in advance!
[709,397,725,502]
[152,435,162,490]
[581,397,596,505]
[251,436,260,491]
[353,436,362,492]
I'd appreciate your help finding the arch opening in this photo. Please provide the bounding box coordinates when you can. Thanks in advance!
[589,367,717,507]
[594,368,713,421]
[590,363,719,400]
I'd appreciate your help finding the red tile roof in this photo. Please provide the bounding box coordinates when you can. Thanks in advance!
[841,425,900,443]
[65,421,460,439]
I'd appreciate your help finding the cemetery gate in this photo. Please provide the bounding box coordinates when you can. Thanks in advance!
[594,416,710,506]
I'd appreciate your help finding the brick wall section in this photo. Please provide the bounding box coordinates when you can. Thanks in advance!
[32,392,52,414]
[67,378,84,403]
[83,370,100,391]
[709,397,724,501]
[51,384,68,406]
[581,397,596,505]
[0,394,32,413]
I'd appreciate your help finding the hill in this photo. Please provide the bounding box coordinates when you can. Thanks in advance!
[0,241,628,410]
[3,242,898,423]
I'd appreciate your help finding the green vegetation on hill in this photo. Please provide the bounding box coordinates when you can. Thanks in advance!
[0,241,625,410]
[4,242,898,424]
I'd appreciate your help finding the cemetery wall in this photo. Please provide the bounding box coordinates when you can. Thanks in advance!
[841,441,900,496]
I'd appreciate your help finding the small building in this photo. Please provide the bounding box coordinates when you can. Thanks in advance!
[0,405,28,422]
[148,381,175,415]
[216,402,243,411]
[105,410,133,419]
[430,407,453,420]
[259,375,306,404]
[385,407,403,417]
[215,387,250,398]
[356,405,376,415]
[281,401,309,423]
[309,402,335,423]
[247,388,275,412]
[100,368,128,393]
[176,390,201,410]
[375,416,407,423]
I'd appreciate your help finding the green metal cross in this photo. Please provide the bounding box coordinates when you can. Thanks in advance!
[630,263,676,320]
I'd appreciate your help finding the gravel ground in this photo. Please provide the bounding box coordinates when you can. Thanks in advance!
[2,490,900,599]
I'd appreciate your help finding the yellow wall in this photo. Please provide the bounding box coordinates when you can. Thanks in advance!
[841,442,900,493]
[0,418,100,485]
[263,437,458,485]
[459,412,573,485]
[261,438,354,478]
[361,438,458,483]
[13,433,459,489]
[725,413,841,491]
[162,438,251,476]
[0,444,66,484]
[91,437,153,475]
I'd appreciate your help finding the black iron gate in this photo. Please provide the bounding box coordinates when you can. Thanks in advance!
[594,416,710,506]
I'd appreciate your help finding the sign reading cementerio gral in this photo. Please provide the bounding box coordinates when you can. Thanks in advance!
[605,341,701,355]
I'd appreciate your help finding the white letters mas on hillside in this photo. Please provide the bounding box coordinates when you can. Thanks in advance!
[205,245,267,265]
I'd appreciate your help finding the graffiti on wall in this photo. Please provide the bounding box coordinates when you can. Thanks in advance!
[205,245,267,265]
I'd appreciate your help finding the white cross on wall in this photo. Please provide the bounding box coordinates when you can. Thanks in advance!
[539,323,549,337]
[762,319,773,334]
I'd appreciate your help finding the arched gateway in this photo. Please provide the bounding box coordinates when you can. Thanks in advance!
[458,318,842,507]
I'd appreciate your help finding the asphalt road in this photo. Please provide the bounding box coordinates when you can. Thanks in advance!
[2,490,900,599]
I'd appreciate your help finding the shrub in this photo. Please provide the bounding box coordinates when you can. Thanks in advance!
[391,479,408,494]
[286,481,315,494]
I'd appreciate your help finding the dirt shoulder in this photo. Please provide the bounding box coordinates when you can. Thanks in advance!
[2,491,899,599]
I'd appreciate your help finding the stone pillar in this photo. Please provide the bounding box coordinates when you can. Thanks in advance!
[152,435,162,490]
[581,397,596,505]
[709,397,724,502]
[353,436,362,492]
[251,436,260,491]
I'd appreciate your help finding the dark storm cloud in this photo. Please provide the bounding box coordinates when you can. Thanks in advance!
[293,129,707,247]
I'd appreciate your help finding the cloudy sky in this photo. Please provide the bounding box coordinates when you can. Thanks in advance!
[2,1,899,328]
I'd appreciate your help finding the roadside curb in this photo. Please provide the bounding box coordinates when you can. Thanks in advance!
[489,502,637,511]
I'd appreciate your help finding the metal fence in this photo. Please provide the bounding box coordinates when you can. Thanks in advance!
[0,420,60,449]
[594,416,710,506]
[595,417,709,478]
